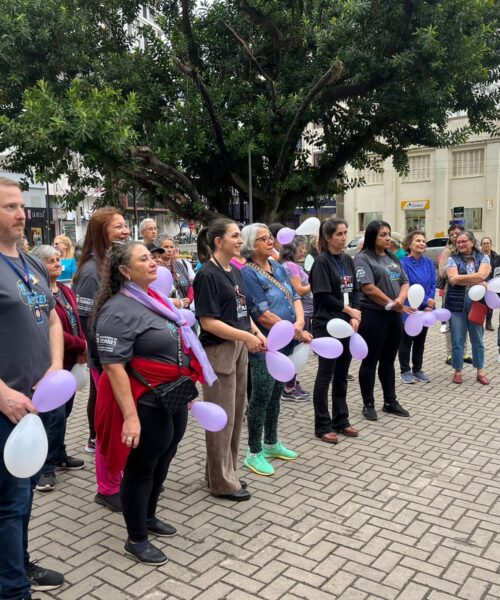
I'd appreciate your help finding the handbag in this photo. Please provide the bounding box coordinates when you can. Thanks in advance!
[128,333,198,414]
[468,300,488,326]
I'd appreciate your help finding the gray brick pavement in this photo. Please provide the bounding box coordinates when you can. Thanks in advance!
[32,324,500,599]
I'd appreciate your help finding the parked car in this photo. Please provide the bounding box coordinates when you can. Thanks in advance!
[425,237,449,267]
[345,237,362,257]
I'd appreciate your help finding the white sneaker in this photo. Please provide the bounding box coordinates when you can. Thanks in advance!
[440,324,447,333]
[497,355,500,364]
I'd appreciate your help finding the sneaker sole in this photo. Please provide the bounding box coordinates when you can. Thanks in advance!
[31,583,64,591]
[382,408,410,418]
[124,548,168,566]
[362,412,378,421]
[55,465,85,471]
[84,447,96,454]
[94,496,122,512]
[147,528,177,538]
[243,462,274,476]
[36,486,55,492]
[263,453,297,461]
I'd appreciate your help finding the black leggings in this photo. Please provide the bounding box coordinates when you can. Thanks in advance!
[121,401,188,542]
[358,309,403,407]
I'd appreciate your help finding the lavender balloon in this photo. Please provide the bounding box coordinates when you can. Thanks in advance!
[434,308,451,322]
[349,333,368,360]
[179,308,196,327]
[277,227,296,245]
[150,266,173,296]
[485,290,500,310]
[310,337,343,359]
[404,313,423,337]
[422,311,437,327]
[267,320,295,351]
[265,351,296,382]
[191,401,228,432]
[32,370,77,413]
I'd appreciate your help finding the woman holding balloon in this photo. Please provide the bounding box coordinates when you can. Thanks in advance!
[445,231,491,385]
[194,218,266,502]
[354,221,412,421]
[398,231,436,384]
[241,224,312,476]
[309,218,361,443]
[93,241,215,565]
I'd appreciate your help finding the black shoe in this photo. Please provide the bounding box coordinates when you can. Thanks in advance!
[56,456,85,470]
[94,492,122,512]
[346,374,354,381]
[445,356,452,365]
[28,561,64,591]
[36,473,56,492]
[147,517,177,537]
[463,355,473,364]
[124,539,168,566]
[239,479,248,489]
[362,405,378,421]
[219,488,251,502]
[383,402,410,417]
[486,320,494,331]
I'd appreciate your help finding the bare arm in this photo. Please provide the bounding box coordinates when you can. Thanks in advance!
[48,309,64,370]
[289,275,311,297]
[447,263,491,286]
[199,317,265,352]
[103,363,141,448]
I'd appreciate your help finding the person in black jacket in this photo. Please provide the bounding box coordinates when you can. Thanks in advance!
[480,237,498,331]
[309,218,361,444]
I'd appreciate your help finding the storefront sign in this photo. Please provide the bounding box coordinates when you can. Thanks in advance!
[452,206,464,218]
[401,200,430,210]
[25,208,47,220]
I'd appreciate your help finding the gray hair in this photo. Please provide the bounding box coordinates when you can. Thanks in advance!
[31,244,59,262]
[138,218,157,235]
[241,223,270,259]
[453,230,482,255]
[280,236,307,263]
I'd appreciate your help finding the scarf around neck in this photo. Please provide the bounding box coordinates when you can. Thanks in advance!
[122,281,217,386]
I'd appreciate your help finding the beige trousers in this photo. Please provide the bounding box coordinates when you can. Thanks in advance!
[201,340,248,496]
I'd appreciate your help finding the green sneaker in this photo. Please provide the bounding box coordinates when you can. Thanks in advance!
[244,451,274,476]
[262,441,297,461]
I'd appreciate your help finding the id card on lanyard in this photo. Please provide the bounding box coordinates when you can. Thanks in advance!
[0,252,44,323]
[328,253,350,307]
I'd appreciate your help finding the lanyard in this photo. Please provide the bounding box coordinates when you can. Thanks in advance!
[327,252,346,280]
[0,251,35,293]
[211,257,236,288]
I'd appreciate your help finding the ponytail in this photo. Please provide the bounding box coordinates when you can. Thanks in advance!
[197,217,236,264]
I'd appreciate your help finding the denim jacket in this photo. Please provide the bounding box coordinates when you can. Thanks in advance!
[242,259,299,334]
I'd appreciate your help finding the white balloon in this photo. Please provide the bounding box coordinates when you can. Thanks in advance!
[289,343,310,373]
[326,318,354,339]
[4,414,48,478]
[487,277,500,293]
[407,284,425,309]
[71,363,89,391]
[296,217,320,236]
[468,285,486,301]
[304,254,315,272]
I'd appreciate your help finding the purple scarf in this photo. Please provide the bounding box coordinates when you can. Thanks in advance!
[122,282,217,386]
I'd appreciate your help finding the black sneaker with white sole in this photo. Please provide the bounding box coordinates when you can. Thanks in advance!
[28,561,64,592]
[36,473,56,492]
[56,456,85,470]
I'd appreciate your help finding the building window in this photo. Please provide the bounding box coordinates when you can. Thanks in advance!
[358,212,383,232]
[451,208,483,230]
[312,152,323,167]
[357,169,384,185]
[402,154,431,183]
[452,148,484,178]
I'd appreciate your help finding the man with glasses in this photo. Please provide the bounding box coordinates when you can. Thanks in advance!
[138,218,158,246]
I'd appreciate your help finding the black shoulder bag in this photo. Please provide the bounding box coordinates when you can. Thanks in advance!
[129,332,198,414]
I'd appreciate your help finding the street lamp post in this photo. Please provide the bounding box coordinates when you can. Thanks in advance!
[248,143,253,223]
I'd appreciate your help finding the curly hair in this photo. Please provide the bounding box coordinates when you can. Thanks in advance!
[90,241,143,331]
[280,236,307,263]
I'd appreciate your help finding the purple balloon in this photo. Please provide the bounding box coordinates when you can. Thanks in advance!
[179,308,196,327]
[265,351,296,382]
[404,313,423,337]
[434,308,451,322]
[422,311,437,327]
[191,401,228,432]
[150,266,173,296]
[310,337,343,359]
[267,320,295,351]
[277,227,296,245]
[485,290,500,310]
[32,370,77,413]
[349,333,368,360]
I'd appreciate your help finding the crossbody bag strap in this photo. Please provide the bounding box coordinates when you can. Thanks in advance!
[248,262,294,305]
[128,327,184,386]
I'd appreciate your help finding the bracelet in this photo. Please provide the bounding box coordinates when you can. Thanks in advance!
[385,301,394,311]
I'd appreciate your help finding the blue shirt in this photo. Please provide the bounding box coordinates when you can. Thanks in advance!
[400,254,436,310]
[57,257,77,283]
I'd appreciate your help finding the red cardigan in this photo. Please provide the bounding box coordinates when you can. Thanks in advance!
[54,282,87,370]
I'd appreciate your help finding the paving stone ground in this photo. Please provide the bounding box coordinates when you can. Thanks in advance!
[31,324,500,600]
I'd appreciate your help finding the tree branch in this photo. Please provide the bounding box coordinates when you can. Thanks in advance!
[223,21,278,113]
[180,0,203,72]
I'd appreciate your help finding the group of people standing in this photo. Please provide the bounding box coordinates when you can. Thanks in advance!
[1,170,497,600]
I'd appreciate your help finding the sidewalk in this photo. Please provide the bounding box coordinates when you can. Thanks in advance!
[31,325,500,600]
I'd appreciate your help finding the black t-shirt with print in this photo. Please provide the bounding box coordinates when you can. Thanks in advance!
[194,260,251,346]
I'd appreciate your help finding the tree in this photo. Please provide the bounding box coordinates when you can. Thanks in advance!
[0,0,498,222]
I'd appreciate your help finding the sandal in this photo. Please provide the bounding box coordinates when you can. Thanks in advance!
[452,372,463,384]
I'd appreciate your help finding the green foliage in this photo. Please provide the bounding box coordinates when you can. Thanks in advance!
[0,0,498,221]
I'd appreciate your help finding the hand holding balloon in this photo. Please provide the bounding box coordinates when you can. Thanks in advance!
[0,387,36,424]
[4,414,48,478]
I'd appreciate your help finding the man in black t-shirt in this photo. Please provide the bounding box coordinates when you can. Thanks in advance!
[0,178,65,598]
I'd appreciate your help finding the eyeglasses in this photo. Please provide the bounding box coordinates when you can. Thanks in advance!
[255,235,274,243]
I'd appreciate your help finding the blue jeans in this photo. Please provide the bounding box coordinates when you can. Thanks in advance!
[0,414,32,600]
[450,298,485,370]
[39,396,74,475]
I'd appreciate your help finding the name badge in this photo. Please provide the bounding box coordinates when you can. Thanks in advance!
[235,285,248,320]
[343,292,349,307]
